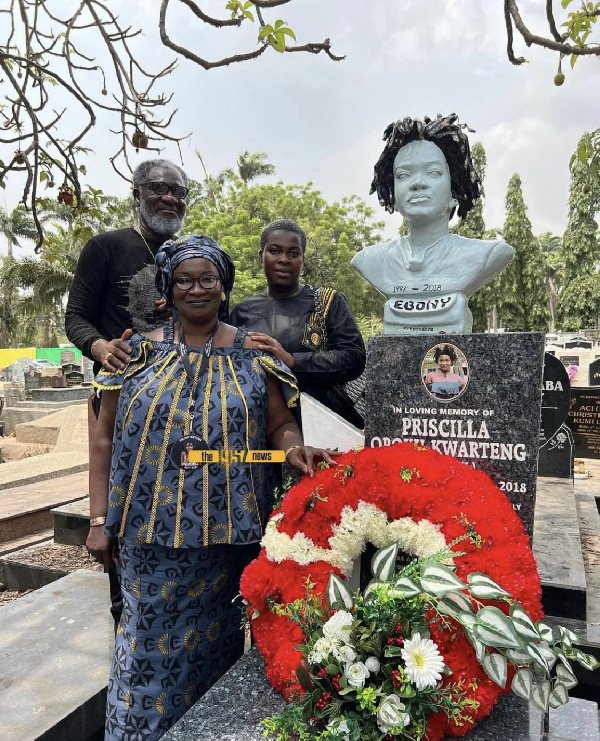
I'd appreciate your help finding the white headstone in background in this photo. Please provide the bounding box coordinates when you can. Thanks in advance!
[300,393,364,452]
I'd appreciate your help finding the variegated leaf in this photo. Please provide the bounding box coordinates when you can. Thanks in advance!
[530,680,551,712]
[548,683,569,708]
[472,606,522,649]
[392,576,421,598]
[573,650,599,671]
[509,604,540,640]
[482,652,508,688]
[525,643,550,672]
[437,591,474,620]
[371,542,398,582]
[467,572,510,600]
[419,563,466,596]
[464,631,487,663]
[555,662,577,689]
[458,611,477,631]
[536,622,554,642]
[511,668,533,700]
[557,625,579,646]
[325,573,354,611]
[505,648,533,664]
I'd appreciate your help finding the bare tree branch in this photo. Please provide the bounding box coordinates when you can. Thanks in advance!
[1,0,341,249]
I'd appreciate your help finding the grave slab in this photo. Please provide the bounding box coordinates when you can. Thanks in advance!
[533,477,587,620]
[30,386,91,403]
[162,645,598,741]
[0,569,112,741]
[52,497,90,545]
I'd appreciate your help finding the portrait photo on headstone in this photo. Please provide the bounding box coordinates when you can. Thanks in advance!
[421,342,469,402]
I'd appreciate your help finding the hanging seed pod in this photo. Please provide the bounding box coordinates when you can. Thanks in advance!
[58,186,74,207]
[132,129,149,150]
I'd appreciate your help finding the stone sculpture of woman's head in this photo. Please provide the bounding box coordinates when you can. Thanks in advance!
[370,114,482,221]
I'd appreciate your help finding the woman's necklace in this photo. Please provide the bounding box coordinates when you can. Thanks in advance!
[135,227,157,260]
[267,284,304,300]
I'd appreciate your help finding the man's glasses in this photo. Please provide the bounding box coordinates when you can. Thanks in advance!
[173,275,220,291]
[141,181,189,200]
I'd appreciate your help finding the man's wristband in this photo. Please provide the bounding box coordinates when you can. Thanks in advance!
[90,338,104,360]
[285,445,303,460]
[90,516,106,527]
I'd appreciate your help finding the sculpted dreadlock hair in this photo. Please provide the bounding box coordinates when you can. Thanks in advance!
[370,114,482,220]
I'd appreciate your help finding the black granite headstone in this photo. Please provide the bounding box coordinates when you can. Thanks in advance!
[365,333,545,536]
[538,354,572,478]
[567,387,600,459]
[538,423,574,478]
[565,339,592,350]
[589,357,600,387]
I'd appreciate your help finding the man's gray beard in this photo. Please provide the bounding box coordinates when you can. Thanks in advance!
[139,200,183,238]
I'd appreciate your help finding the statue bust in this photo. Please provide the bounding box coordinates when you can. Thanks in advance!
[351,114,513,334]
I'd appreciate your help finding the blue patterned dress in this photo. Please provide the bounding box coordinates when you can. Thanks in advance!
[94,327,297,740]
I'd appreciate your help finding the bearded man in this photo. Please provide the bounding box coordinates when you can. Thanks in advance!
[66,158,188,378]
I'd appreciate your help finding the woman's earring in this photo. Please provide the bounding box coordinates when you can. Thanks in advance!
[221,292,226,301]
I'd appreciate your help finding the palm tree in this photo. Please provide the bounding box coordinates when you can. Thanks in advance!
[0,205,37,258]
[236,151,275,183]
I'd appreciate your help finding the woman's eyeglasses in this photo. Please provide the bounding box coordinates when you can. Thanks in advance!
[173,275,220,291]
[141,181,189,200]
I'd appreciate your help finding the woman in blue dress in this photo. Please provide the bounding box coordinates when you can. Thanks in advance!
[86,235,336,740]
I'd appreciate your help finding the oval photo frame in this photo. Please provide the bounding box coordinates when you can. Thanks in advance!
[421,342,469,403]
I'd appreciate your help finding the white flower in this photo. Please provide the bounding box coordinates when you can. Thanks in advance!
[326,717,351,740]
[365,656,380,673]
[401,633,445,691]
[323,610,353,643]
[344,661,370,688]
[308,636,342,664]
[338,645,357,663]
[377,695,410,733]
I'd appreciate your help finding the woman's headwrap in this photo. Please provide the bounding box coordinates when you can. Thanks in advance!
[155,234,235,320]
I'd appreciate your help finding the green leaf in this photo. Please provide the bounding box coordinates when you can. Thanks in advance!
[296,663,313,692]
[472,606,522,649]
[525,643,551,672]
[536,622,554,642]
[271,34,286,53]
[555,662,577,689]
[39,171,47,182]
[258,25,273,41]
[244,10,254,21]
[509,604,540,640]
[511,668,533,700]
[505,648,533,664]
[273,19,284,29]
[325,573,354,611]
[467,572,510,600]
[281,27,296,41]
[530,680,551,712]
[363,579,386,599]
[548,683,569,708]
[556,625,579,647]
[371,543,398,581]
[419,563,466,596]
[391,576,421,598]
[482,652,508,688]
[437,591,474,619]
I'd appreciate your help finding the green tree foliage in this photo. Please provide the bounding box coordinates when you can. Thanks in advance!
[557,135,600,330]
[451,143,497,332]
[0,190,134,347]
[236,151,275,183]
[183,171,385,317]
[538,232,563,333]
[496,174,549,331]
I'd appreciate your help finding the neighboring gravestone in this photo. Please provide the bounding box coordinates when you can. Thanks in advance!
[365,333,545,536]
[589,357,600,387]
[61,362,79,375]
[23,370,42,393]
[538,353,572,478]
[65,370,84,387]
[60,349,76,365]
[561,355,580,366]
[565,339,592,350]
[567,387,600,459]
[82,356,95,384]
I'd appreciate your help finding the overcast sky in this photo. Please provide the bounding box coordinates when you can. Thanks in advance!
[3,0,600,251]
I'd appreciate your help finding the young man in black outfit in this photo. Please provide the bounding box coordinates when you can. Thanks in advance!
[65,158,188,626]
